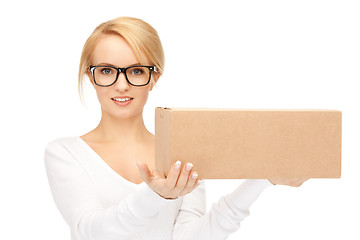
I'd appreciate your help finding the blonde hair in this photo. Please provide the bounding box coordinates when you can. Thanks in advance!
[78,16,165,105]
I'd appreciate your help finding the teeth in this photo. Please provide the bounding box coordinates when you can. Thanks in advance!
[113,97,132,102]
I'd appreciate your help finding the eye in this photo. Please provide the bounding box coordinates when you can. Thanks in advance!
[130,68,144,75]
[100,68,113,75]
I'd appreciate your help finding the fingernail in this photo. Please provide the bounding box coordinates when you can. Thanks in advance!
[175,161,181,170]
[197,180,202,184]
[136,161,142,169]
[192,173,198,179]
[186,163,193,171]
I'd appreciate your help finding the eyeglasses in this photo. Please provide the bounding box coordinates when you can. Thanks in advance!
[88,65,157,87]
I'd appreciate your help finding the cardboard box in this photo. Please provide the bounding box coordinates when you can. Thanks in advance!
[155,107,341,179]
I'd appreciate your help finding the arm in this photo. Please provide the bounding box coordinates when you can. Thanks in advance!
[44,141,173,240]
[173,179,272,240]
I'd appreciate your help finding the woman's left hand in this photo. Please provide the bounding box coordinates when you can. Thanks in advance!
[268,178,309,187]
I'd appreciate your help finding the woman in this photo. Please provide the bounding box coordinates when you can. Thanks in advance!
[44,16,308,240]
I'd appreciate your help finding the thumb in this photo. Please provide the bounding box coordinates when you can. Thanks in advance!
[136,161,153,184]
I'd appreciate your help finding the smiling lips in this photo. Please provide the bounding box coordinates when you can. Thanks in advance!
[111,96,134,106]
[112,97,133,102]
[111,95,133,101]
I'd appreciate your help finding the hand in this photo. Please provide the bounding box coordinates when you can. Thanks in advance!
[136,160,201,199]
[268,178,309,187]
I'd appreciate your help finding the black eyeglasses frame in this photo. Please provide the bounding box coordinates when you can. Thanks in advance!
[88,65,157,87]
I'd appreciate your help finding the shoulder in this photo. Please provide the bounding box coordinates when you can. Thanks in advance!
[44,136,82,153]
[46,136,79,147]
[44,136,81,163]
[44,136,90,176]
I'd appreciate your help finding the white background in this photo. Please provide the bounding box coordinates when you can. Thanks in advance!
[1,0,359,239]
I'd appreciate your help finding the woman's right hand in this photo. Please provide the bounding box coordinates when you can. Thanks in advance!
[136,160,201,199]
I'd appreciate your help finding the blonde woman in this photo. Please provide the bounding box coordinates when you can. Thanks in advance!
[44,16,308,240]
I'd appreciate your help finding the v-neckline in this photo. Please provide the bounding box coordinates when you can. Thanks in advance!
[76,136,145,187]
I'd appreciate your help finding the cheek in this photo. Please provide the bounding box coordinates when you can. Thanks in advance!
[135,88,150,100]
[130,89,150,108]
[95,88,110,100]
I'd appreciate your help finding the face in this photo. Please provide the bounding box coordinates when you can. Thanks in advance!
[89,34,159,119]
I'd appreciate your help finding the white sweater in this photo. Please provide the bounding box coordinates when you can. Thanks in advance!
[44,136,272,240]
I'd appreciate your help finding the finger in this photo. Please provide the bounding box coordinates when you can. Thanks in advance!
[296,178,310,187]
[180,171,198,195]
[165,160,182,188]
[175,162,193,191]
[136,161,153,184]
[188,171,198,188]
[195,179,202,186]
[151,169,164,180]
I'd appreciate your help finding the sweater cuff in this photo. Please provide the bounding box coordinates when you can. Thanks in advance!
[224,179,272,211]
[125,183,177,218]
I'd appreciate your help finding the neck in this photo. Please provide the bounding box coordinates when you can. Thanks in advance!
[93,109,153,145]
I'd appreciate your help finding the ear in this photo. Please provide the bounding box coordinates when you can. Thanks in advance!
[86,71,95,87]
[150,73,160,91]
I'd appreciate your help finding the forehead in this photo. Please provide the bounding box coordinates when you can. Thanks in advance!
[92,34,139,67]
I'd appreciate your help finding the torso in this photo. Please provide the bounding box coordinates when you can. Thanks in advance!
[80,133,155,185]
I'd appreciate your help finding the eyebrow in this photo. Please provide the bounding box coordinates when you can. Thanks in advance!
[95,62,142,68]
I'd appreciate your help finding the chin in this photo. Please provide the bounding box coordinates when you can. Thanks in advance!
[105,105,144,119]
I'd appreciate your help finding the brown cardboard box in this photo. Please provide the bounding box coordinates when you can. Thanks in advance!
[155,107,341,179]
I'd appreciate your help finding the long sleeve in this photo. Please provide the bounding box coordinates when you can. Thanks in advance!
[173,179,272,240]
[44,141,174,240]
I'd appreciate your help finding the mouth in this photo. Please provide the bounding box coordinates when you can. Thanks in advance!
[111,97,134,102]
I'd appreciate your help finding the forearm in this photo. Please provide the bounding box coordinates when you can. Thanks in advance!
[173,179,272,240]
[72,183,173,240]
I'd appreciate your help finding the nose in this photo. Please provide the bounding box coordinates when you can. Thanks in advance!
[114,72,131,90]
